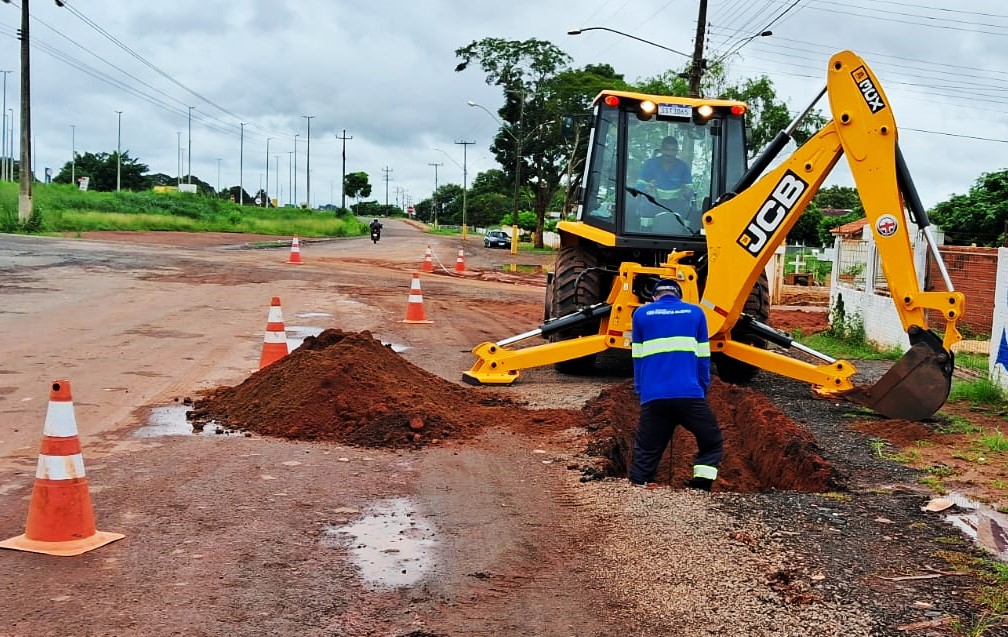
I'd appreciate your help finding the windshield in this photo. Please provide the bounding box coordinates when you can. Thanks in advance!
[580,101,746,241]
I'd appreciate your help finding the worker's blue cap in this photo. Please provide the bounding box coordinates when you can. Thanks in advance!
[652,279,682,298]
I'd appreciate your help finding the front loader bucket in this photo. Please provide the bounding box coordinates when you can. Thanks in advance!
[840,328,953,421]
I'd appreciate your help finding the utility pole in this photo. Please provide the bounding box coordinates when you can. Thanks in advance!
[176,131,181,186]
[287,151,293,206]
[216,158,221,195]
[428,161,442,226]
[265,137,271,207]
[115,110,122,191]
[1,70,9,182]
[239,122,245,205]
[303,115,314,209]
[336,129,352,210]
[688,0,709,97]
[70,124,75,185]
[293,134,299,206]
[187,105,194,184]
[16,1,32,221]
[274,154,279,207]
[454,139,474,240]
[382,166,392,208]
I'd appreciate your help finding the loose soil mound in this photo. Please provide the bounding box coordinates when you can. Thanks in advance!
[191,329,839,492]
[189,329,578,448]
[580,379,842,493]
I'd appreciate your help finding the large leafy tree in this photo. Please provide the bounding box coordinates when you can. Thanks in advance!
[720,76,827,153]
[53,151,149,191]
[344,171,372,203]
[456,38,619,247]
[929,169,1008,246]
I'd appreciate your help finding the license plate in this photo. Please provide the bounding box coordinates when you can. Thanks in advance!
[658,103,691,118]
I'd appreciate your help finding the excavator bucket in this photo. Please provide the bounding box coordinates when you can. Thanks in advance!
[840,329,954,421]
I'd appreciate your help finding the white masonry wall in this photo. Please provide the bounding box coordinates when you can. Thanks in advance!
[991,248,1008,389]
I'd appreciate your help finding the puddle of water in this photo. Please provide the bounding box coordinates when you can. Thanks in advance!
[296,312,333,319]
[133,405,237,438]
[321,497,436,588]
[382,341,408,353]
[942,491,1008,561]
[497,263,544,274]
[285,325,324,350]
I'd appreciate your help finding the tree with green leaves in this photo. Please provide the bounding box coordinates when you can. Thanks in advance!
[53,151,149,192]
[720,76,827,154]
[929,169,1008,246]
[343,171,372,204]
[456,39,621,247]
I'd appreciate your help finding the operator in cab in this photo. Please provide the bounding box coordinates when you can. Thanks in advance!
[635,135,694,213]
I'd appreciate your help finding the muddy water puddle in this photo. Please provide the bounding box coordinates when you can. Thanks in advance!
[322,497,436,588]
[942,492,1008,561]
[134,404,242,438]
[497,263,544,274]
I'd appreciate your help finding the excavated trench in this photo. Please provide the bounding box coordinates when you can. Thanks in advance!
[190,329,840,493]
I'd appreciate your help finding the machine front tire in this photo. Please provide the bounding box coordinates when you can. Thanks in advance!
[549,243,605,375]
[713,271,770,385]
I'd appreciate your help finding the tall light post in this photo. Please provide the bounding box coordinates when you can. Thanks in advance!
[287,151,293,207]
[303,115,314,209]
[265,137,271,207]
[69,123,74,185]
[115,110,122,191]
[293,134,299,206]
[176,131,181,186]
[239,122,245,205]
[428,161,442,226]
[274,154,280,208]
[336,129,351,211]
[1,70,9,182]
[186,105,194,184]
[216,158,221,195]
[468,98,523,254]
[454,140,474,240]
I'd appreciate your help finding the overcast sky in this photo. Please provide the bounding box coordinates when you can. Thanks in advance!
[1,0,1006,210]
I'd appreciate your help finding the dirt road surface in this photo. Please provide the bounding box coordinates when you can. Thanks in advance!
[0,221,1002,636]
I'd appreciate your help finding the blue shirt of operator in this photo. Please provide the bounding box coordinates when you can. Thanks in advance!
[631,294,711,403]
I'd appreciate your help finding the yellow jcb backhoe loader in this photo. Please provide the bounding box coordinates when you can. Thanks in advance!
[463,50,965,422]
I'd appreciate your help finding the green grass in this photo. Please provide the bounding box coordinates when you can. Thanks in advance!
[0,182,367,237]
[950,377,1008,406]
[957,352,991,373]
[938,415,984,435]
[978,429,1008,454]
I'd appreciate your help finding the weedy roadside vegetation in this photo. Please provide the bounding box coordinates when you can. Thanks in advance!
[0,182,367,237]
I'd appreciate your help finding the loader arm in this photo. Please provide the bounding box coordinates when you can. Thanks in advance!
[701,50,964,419]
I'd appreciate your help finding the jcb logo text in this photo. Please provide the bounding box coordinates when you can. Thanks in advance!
[737,171,807,256]
[852,66,886,113]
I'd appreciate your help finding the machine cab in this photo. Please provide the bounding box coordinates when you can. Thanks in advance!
[578,91,750,245]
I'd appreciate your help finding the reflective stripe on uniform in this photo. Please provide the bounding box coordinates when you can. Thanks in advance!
[693,464,718,480]
[632,336,710,359]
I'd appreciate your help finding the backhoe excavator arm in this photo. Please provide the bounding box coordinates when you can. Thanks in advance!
[700,50,964,419]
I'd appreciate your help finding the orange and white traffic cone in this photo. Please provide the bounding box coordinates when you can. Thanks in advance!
[259,296,290,368]
[402,272,433,324]
[455,247,466,273]
[0,380,125,556]
[288,236,303,264]
[421,245,434,273]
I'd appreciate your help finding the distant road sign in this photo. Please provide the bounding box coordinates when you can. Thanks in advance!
[255,197,262,205]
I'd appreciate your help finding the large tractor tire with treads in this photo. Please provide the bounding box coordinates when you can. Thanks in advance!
[549,243,605,375]
[713,271,770,385]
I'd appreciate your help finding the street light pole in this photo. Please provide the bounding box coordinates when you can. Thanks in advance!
[303,115,314,209]
[115,110,122,191]
[239,122,245,205]
[187,105,194,184]
[274,154,279,208]
[287,151,293,206]
[567,26,691,58]
[176,131,181,186]
[216,158,221,195]
[0,70,9,182]
[468,97,523,253]
[336,129,352,211]
[454,140,473,240]
[16,0,32,220]
[293,134,299,206]
[70,123,74,185]
[427,161,442,226]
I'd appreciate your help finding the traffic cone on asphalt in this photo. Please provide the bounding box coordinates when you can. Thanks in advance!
[288,236,303,264]
[402,272,433,324]
[421,245,434,273]
[455,247,466,273]
[259,296,290,368]
[0,380,125,556]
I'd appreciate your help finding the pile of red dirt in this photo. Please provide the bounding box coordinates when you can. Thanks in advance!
[189,329,579,448]
[191,329,839,493]
[580,379,841,493]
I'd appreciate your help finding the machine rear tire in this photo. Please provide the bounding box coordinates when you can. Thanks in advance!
[549,243,605,375]
[713,271,770,385]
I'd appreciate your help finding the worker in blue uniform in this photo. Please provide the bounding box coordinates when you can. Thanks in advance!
[629,278,723,491]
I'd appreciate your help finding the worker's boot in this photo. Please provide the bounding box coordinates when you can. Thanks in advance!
[686,477,713,492]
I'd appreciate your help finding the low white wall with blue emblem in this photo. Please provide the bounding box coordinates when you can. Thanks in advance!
[991,248,1008,389]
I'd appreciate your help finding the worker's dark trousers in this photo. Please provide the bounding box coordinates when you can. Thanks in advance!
[628,397,723,485]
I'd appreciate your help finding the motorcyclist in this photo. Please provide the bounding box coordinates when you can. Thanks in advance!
[369,218,382,243]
